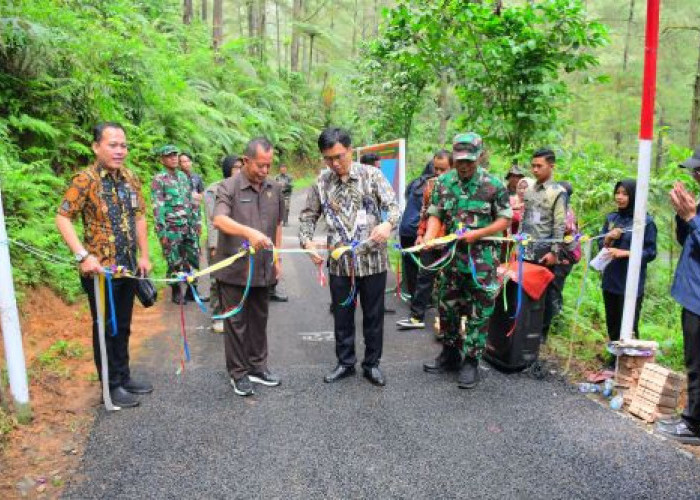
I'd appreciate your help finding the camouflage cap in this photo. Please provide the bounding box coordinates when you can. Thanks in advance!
[452,132,483,161]
[156,144,179,156]
[179,150,194,160]
[505,165,525,179]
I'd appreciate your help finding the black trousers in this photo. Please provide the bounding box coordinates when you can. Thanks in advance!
[602,291,643,342]
[219,285,269,380]
[543,263,572,337]
[409,249,440,320]
[400,235,418,297]
[682,308,700,429]
[330,271,386,369]
[81,276,137,389]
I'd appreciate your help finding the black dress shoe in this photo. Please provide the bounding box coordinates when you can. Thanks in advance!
[458,356,480,389]
[323,364,355,383]
[108,386,140,408]
[123,378,154,394]
[423,345,461,374]
[363,367,386,386]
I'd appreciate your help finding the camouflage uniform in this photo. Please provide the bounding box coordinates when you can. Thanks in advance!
[151,169,200,278]
[427,167,512,358]
[274,172,293,225]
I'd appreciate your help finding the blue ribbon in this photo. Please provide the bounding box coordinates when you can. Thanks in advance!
[187,281,208,313]
[512,241,524,321]
[104,271,118,337]
[339,241,359,307]
[213,249,255,320]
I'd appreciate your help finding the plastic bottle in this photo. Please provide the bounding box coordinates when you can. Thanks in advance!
[578,383,600,393]
[610,395,624,410]
[602,378,614,398]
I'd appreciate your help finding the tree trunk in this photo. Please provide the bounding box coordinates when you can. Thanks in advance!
[275,1,281,75]
[373,0,379,38]
[351,0,358,57]
[622,0,635,71]
[691,36,700,149]
[213,0,223,50]
[437,76,449,145]
[248,1,256,57]
[656,106,665,172]
[201,0,207,22]
[258,0,267,63]
[183,0,193,24]
[308,34,314,75]
[290,0,303,72]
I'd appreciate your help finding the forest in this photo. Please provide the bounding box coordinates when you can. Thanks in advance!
[1,0,700,369]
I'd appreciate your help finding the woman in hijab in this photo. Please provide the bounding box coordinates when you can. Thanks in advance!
[599,179,657,347]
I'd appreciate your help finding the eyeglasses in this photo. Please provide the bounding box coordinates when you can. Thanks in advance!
[322,151,348,165]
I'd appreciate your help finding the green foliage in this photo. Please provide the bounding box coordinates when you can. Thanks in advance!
[0,0,325,298]
[359,0,607,153]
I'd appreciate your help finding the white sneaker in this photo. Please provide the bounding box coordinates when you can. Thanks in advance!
[396,317,425,330]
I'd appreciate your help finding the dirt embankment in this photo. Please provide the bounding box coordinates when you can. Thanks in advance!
[0,287,164,499]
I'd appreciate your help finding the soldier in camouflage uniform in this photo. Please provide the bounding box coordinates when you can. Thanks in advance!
[274,164,293,226]
[151,144,201,304]
[422,133,512,389]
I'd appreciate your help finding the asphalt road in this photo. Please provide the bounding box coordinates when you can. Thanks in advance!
[64,190,700,499]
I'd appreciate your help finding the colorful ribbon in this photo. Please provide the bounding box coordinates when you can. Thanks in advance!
[212,247,255,320]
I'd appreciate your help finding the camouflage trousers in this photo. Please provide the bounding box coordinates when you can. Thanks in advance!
[159,230,200,279]
[437,246,499,359]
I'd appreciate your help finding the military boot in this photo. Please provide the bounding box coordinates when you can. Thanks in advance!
[171,284,184,305]
[423,345,461,374]
[457,356,480,389]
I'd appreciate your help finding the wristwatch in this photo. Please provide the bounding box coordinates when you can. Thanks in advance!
[75,249,89,263]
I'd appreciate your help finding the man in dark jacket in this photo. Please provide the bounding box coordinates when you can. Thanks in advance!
[657,146,700,445]
[398,160,435,297]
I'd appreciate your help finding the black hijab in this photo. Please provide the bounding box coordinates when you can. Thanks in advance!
[614,179,636,217]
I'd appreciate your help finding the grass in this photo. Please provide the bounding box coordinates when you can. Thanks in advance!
[36,340,86,377]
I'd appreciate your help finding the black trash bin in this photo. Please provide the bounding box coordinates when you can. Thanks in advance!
[484,279,545,372]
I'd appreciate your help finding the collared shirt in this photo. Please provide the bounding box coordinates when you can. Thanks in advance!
[299,162,400,277]
[427,167,512,249]
[188,172,205,194]
[671,205,700,316]
[151,169,198,236]
[213,173,283,287]
[521,179,566,260]
[204,179,225,249]
[274,173,294,196]
[58,163,145,268]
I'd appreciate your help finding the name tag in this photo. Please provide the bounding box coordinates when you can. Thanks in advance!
[130,192,138,208]
[532,211,542,224]
[357,209,368,227]
[240,198,253,203]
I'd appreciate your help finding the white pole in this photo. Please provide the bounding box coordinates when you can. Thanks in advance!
[620,139,652,340]
[0,184,31,421]
[620,0,660,341]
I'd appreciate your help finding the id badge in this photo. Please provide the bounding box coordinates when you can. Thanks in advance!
[357,209,368,228]
[130,192,139,209]
[532,211,542,224]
